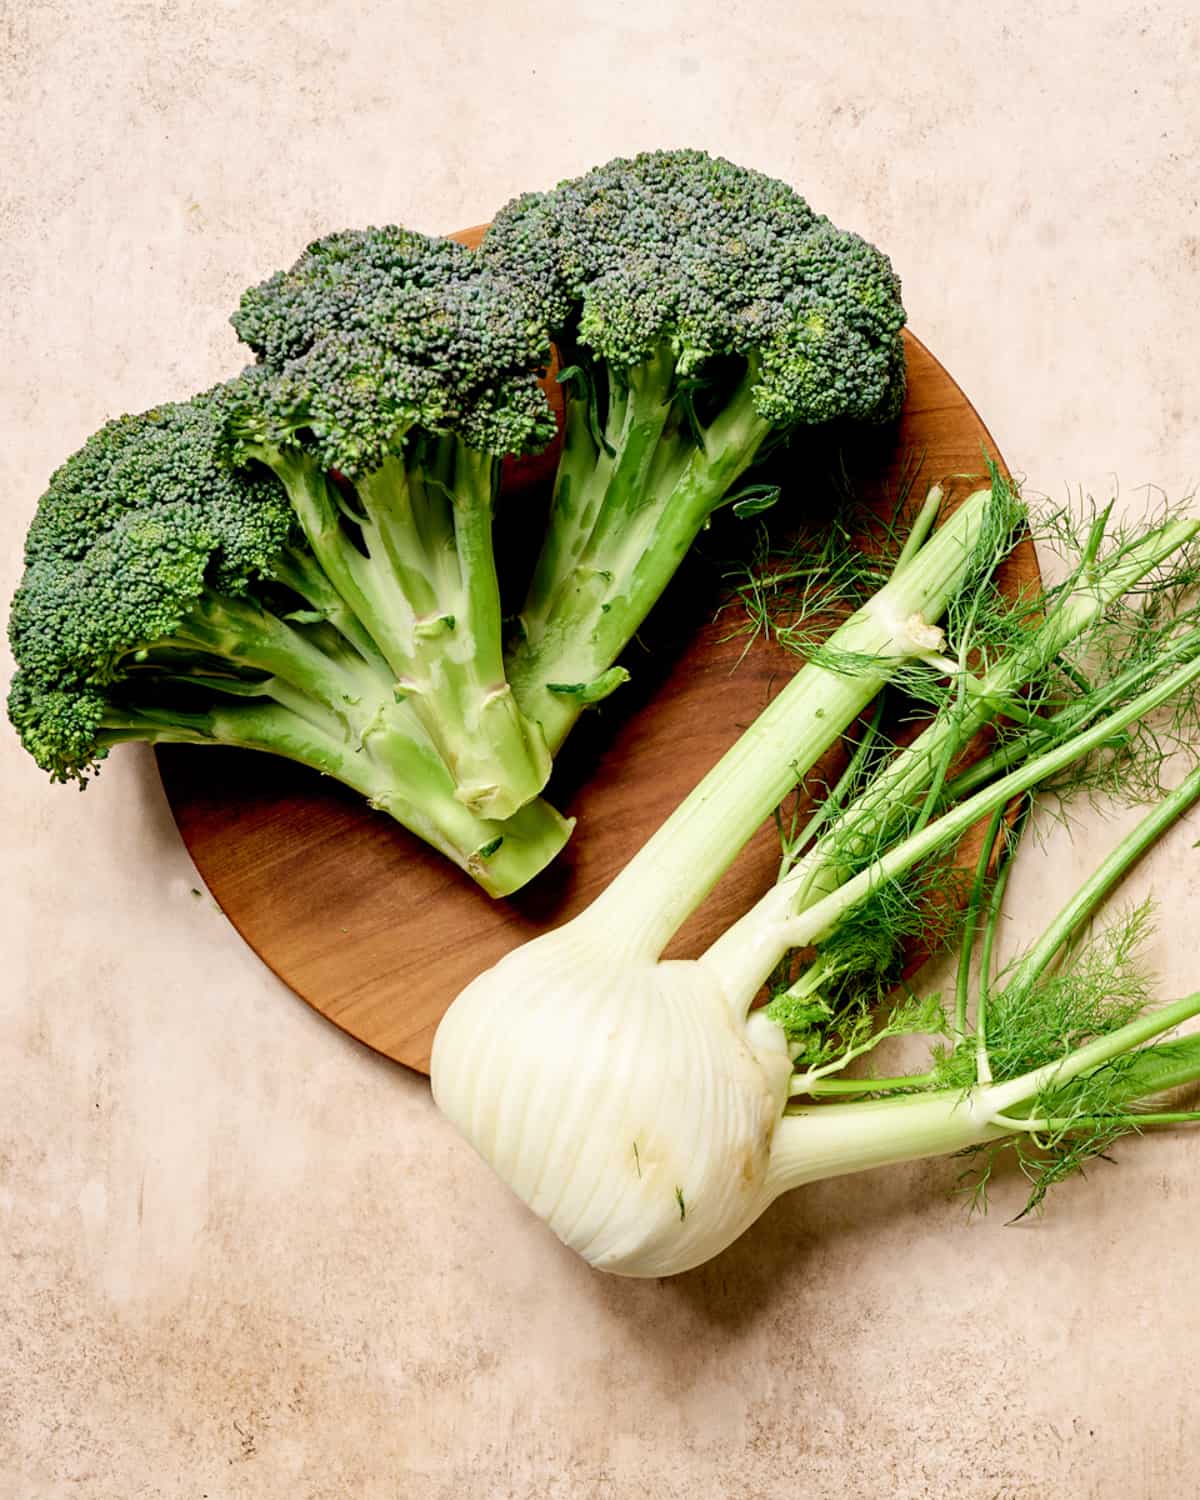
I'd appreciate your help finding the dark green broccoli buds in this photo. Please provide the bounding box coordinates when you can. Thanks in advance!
[9,394,293,780]
[20,396,292,591]
[230,226,556,473]
[486,148,906,427]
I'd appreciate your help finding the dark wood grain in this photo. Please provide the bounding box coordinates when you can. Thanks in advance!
[157,224,1033,1073]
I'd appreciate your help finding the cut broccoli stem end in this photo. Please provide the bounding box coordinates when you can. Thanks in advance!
[396,671,554,820]
[509,365,773,754]
[59,590,568,896]
[355,714,572,896]
[97,687,571,897]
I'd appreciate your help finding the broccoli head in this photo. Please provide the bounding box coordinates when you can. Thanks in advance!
[9,395,291,779]
[225,226,558,817]
[482,149,908,750]
[489,148,905,425]
[7,388,572,895]
[231,225,557,472]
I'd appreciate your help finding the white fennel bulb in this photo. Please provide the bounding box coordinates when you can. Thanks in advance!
[432,484,1200,1276]
[433,927,793,1276]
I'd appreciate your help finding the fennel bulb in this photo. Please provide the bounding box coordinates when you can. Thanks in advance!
[433,481,1200,1276]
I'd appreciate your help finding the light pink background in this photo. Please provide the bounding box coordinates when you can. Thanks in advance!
[3,5,1199,1496]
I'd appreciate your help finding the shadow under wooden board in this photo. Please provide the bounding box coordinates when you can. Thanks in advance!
[157,222,1035,1075]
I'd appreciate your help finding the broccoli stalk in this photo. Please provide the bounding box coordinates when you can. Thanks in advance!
[484,149,908,751]
[509,349,774,745]
[7,393,572,897]
[229,433,551,820]
[228,226,560,819]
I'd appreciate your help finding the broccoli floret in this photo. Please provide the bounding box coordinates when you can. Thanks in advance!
[482,148,907,749]
[226,226,558,818]
[7,390,571,896]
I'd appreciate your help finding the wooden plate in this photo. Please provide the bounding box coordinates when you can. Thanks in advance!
[157,225,1032,1074]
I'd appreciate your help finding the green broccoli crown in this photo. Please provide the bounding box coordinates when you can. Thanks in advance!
[8,390,293,780]
[228,225,557,474]
[21,392,291,588]
[484,148,907,428]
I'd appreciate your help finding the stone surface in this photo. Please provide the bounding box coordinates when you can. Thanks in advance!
[2,4,1199,1496]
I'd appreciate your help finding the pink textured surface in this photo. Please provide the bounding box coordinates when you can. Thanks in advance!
[3,5,1199,1496]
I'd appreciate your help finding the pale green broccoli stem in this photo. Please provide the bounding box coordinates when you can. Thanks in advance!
[519,379,614,619]
[171,592,387,722]
[103,698,569,897]
[579,486,990,961]
[246,446,387,649]
[353,441,552,819]
[270,546,393,674]
[248,441,550,819]
[507,357,771,750]
[123,591,570,896]
[514,348,683,640]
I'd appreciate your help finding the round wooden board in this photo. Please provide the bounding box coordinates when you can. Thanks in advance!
[157,224,1034,1075]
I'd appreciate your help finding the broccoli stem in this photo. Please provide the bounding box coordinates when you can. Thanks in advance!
[120,592,570,896]
[507,355,771,749]
[355,441,552,818]
[251,442,551,820]
[270,546,392,673]
[251,448,386,649]
[171,592,383,722]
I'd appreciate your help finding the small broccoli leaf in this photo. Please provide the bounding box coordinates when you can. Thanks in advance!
[729,484,782,520]
[546,666,631,704]
[557,362,615,457]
